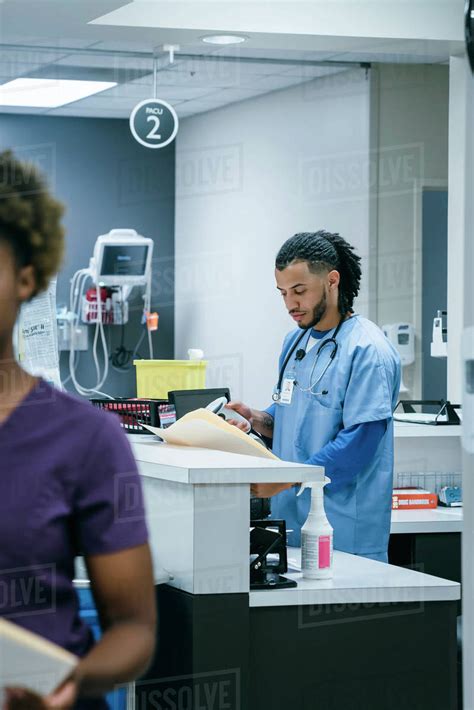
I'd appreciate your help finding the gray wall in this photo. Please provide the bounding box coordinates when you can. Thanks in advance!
[421,188,448,400]
[0,114,175,397]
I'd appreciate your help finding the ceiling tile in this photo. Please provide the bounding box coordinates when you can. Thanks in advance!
[167,55,285,79]
[92,41,217,56]
[124,84,219,101]
[130,66,276,92]
[210,47,336,62]
[281,64,348,79]
[65,95,141,111]
[248,74,307,92]
[85,81,154,100]
[0,63,49,81]
[0,37,97,50]
[55,53,152,71]
[165,58,246,89]
[66,93,187,110]
[0,105,50,115]
[0,48,69,78]
[46,106,127,118]
[200,86,269,103]
[27,64,150,86]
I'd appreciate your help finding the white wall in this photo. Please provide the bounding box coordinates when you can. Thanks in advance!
[174,68,371,408]
[374,63,449,397]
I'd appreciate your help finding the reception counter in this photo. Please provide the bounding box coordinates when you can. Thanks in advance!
[130,437,460,710]
[131,436,324,595]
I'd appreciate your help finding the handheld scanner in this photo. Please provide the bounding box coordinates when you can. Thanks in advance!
[206,397,251,432]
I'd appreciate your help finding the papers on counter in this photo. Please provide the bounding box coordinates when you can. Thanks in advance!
[143,408,279,460]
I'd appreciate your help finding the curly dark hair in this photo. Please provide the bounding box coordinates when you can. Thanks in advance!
[0,150,65,297]
[275,230,362,314]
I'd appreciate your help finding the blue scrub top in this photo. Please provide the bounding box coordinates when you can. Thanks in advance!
[269,315,401,558]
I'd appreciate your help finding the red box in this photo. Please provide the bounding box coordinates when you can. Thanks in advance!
[392,488,438,510]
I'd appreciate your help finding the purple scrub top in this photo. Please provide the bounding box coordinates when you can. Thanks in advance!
[0,379,149,709]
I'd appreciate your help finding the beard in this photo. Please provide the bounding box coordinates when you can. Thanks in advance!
[298,290,328,329]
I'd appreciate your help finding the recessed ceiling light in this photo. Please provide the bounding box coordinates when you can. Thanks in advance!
[0,78,116,108]
[201,34,247,45]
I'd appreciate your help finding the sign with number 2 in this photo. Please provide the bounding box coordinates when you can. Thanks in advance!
[129,98,179,149]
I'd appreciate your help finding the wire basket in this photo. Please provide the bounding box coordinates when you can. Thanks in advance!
[90,398,175,434]
[394,471,462,494]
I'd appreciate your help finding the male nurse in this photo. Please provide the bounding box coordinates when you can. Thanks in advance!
[228,231,401,562]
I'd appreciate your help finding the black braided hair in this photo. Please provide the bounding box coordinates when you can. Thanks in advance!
[275,230,362,315]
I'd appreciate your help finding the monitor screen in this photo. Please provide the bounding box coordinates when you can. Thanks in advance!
[100,245,149,277]
[168,388,231,420]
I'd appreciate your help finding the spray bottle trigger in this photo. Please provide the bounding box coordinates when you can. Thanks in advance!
[297,483,308,497]
[297,477,331,497]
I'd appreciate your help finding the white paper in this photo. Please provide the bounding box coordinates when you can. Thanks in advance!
[18,280,61,389]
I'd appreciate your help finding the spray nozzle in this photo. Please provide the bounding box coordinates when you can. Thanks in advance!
[297,476,331,497]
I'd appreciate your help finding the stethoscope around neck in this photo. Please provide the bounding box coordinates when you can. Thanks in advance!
[272,317,346,402]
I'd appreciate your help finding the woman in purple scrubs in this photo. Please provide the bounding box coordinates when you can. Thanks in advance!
[0,151,156,709]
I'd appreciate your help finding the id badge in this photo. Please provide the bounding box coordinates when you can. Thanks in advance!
[280,377,295,405]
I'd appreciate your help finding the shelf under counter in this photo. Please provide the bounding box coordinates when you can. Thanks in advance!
[391,506,463,534]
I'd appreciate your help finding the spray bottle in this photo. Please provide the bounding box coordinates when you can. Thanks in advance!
[297,476,333,579]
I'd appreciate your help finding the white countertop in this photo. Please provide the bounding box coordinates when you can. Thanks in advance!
[250,549,460,607]
[130,437,324,484]
[391,507,463,534]
[394,422,461,438]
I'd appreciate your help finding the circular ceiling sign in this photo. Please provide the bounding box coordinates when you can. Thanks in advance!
[129,98,179,149]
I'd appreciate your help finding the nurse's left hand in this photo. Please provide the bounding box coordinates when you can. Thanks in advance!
[4,679,77,709]
[251,482,294,498]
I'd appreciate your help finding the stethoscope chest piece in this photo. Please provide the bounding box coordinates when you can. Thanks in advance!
[273,317,345,402]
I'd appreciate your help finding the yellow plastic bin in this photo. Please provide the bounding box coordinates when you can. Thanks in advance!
[134,359,207,399]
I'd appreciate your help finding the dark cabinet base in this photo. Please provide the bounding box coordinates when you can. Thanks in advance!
[135,584,459,710]
[389,532,461,583]
[249,599,458,710]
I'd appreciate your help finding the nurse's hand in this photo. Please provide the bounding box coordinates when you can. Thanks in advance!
[226,401,253,431]
[3,679,77,709]
[227,402,275,439]
[251,482,294,498]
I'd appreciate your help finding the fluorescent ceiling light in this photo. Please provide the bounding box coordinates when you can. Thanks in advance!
[0,78,117,108]
[201,34,247,45]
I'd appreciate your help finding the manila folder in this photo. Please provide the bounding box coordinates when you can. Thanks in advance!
[0,617,78,696]
[144,408,279,460]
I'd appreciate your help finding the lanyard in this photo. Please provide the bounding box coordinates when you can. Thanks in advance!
[272,317,345,402]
